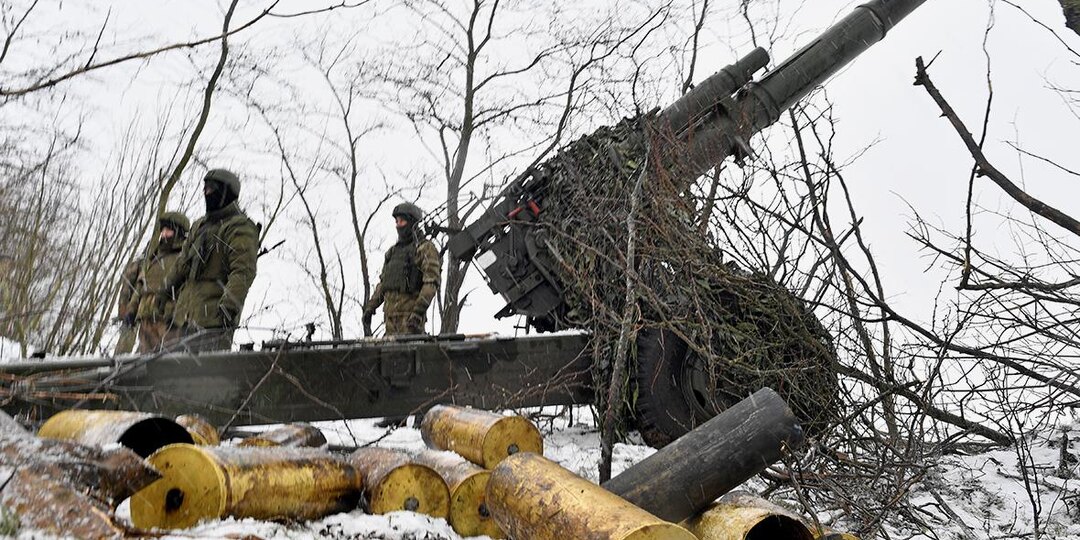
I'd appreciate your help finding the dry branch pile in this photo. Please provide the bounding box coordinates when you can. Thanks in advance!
[528,113,838,434]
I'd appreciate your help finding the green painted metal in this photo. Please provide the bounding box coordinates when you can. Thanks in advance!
[2,334,591,425]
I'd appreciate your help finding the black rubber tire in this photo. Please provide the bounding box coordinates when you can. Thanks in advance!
[633,328,738,448]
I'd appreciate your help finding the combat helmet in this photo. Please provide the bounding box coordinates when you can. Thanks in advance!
[159,211,191,237]
[392,202,424,224]
[204,168,241,197]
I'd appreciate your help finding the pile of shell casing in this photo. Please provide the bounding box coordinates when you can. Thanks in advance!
[14,401,859,539]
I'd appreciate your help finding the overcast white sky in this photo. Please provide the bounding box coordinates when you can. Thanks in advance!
[7,0,1080,346]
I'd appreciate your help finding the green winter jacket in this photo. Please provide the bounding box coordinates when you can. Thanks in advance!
[165,202,259,330]
[132,239,183,323]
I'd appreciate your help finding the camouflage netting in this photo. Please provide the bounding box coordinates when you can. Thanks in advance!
[526,113,838,437]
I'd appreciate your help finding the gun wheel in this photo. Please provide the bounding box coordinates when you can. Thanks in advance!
[633,328,739,448]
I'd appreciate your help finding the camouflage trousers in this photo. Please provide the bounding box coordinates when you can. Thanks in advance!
[136,322,181,354]
[164,326,235,353]
[383,291,428,335]
[114,324,137,355]
[384,312,427,335]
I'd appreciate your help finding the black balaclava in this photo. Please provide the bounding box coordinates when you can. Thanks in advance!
[396,217,417,244]
[205,179,237,213]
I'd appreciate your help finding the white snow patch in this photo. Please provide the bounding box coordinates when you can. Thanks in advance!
[15,409,1080,539]
[0,337,23,361]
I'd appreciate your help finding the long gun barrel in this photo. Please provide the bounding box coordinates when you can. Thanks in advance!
[680,0,928,178]
[450,0,929,327]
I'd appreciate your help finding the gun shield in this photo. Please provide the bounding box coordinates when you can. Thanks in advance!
[420,405,542,469]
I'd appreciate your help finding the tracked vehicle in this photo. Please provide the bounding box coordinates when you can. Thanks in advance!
[0,0,929,446]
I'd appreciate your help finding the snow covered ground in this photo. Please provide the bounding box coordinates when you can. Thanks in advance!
[97,412,1080,539]
[0,338,22,362]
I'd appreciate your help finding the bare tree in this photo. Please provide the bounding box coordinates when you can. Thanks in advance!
[368,0,672,333]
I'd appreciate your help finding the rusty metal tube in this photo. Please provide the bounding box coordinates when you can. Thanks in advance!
[174,414,219,446]
[348,447,450,518]
[603,387,803,523]
[413,449,504,539]
[684,492,814,540]
[237,423,327,448]
[420,405,542,469]
[487,452,696,540]
[37,410,193,458]
[130,443,363,530]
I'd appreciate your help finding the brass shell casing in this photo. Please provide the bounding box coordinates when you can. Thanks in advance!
[129,443,362,530]
[37,410,193,458]
[683,493,814,540]
[348,447,450,518]
[420,405,542,469]
[487,452,696,540]
[413,449,505,539]
[237,423,327,448]
[174,414,220,446]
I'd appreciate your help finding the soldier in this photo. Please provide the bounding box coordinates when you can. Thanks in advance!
[362,202,441,336]
[162,169,260,352]
[113,257,142,355]
[130,212,189,353]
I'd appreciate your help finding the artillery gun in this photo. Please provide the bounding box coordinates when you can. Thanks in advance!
[0,0,928,446]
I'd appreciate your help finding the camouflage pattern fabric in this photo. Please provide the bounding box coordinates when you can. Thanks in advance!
[164,201,259,350]
[366,239,441,335]
[113,258,142,355]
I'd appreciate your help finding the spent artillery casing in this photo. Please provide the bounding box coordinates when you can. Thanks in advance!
[237,423,327,448]
[684,492,814,540]
[130,443,362,529]
[420,405,542,469]
[37,409,193,458]
[413,449,504,539]
[348,447,450,518]
[604,387,803,523]
[175,414,220,446]
[487,452,696,540]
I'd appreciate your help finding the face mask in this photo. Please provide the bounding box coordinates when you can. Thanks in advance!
[396,220,416,243]
[204,180,237,212]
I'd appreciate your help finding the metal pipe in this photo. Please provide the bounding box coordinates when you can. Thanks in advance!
[603,388,803,523]
[413,449,504,538]
[682,0,929,179]
[129,444,362,530]
[420,405,543,469]
[658,47,770,134]
[487,453,697,540]
[348,447,450,518]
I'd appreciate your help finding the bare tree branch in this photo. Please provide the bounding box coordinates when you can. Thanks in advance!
[914,56,1080,240]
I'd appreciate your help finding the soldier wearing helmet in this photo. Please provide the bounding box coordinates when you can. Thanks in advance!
[363,202,442,335]
[128,211,190,353]
[162,168,260,352]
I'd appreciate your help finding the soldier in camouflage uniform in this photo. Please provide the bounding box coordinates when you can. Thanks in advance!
[363,202,441,335]
[130,212,189,353]
[162,169,260,352]
[113,257,142,355]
